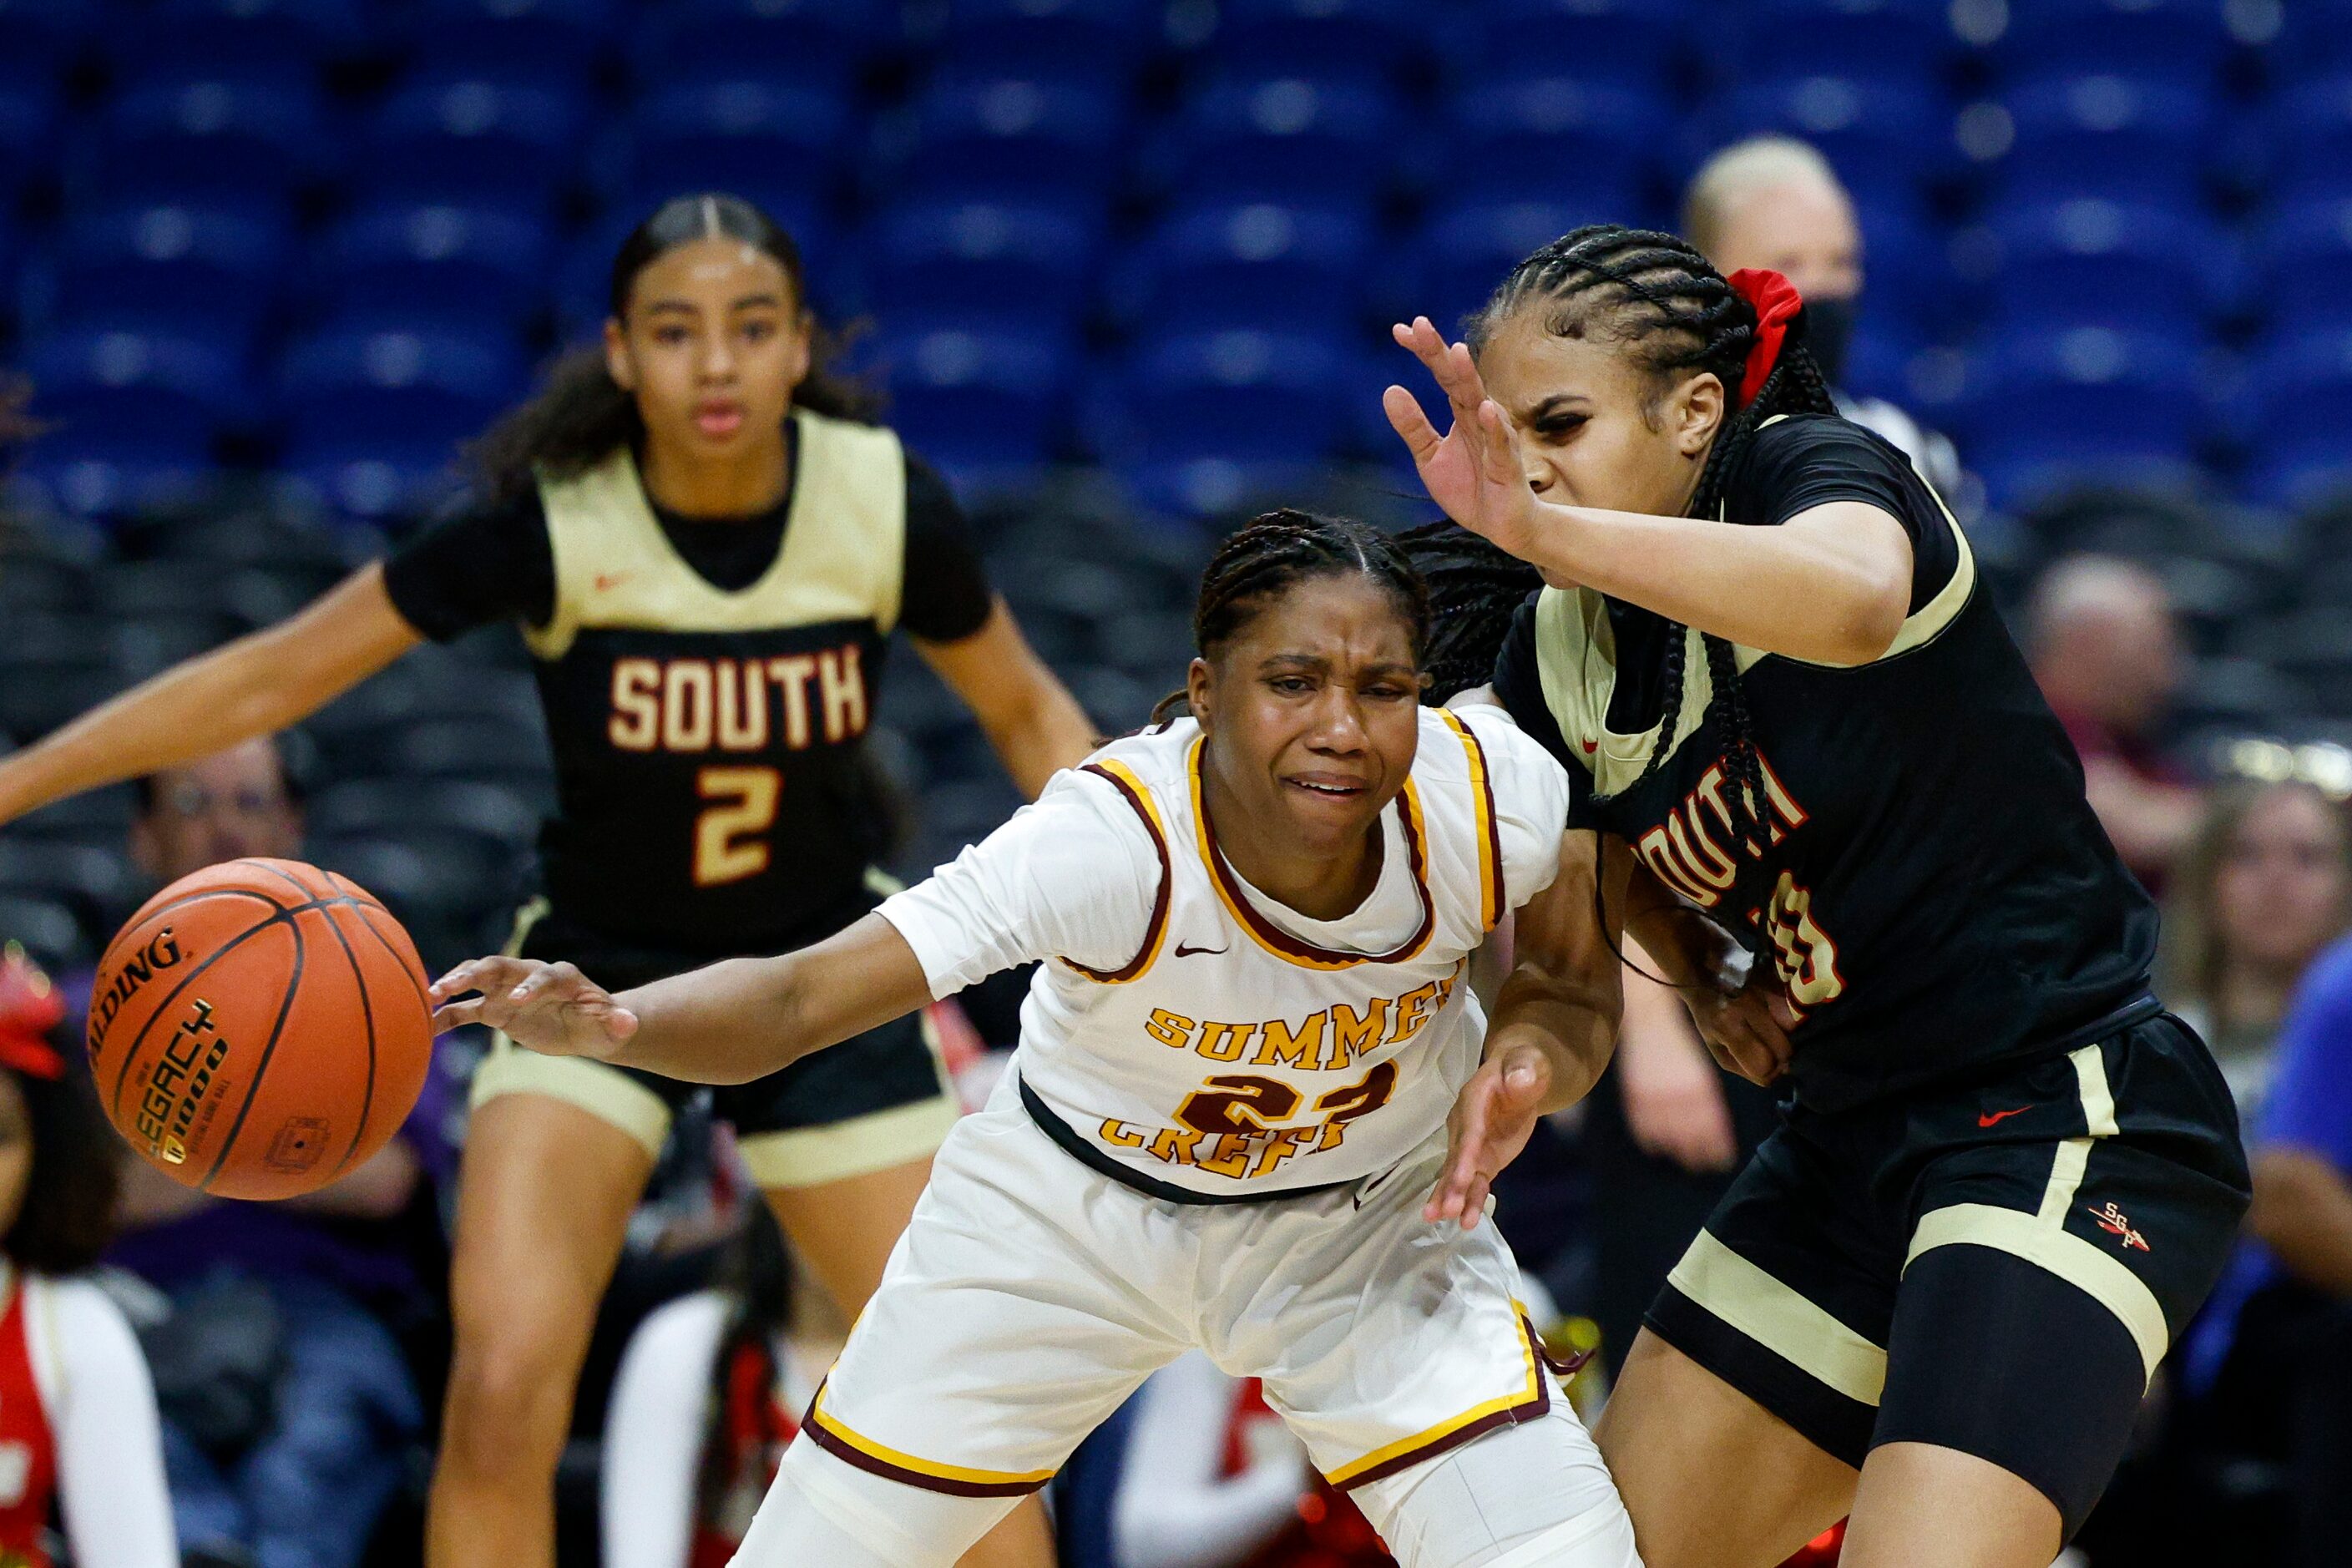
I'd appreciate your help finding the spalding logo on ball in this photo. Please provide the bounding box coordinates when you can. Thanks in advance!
[88,857,434,1201]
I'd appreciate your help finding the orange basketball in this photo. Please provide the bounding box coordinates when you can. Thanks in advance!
[86,857,434,1201]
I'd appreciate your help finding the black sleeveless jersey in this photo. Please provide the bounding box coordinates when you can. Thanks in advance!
[1493,415,2159,1113]
[382,410,994,953]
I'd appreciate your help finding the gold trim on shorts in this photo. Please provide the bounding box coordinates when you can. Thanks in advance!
[738,1094,959,1189]
[1666,1229,1889,1408]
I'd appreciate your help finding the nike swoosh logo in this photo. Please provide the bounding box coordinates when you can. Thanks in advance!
[1977,1107,2031,1127]
[1174,942,1227,958]
[1581,739,1598,754]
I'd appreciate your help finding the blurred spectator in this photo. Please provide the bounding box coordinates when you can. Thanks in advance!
[2026,555,2203,890]
[599,1205,837,1568]
[92,736,456,1568]
[1682,135,1966,505]
[0,946,176,1565]
[2162,778,2352,1121]
[2177,928,2352,1568]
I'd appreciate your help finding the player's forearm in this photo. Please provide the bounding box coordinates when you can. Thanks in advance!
[1486,969,1619,1113]
[2249,1147,2352,1297]
[1623,897,1744,995]
[0,565,417,822]
[606,954,832,1085]
[1515,501,1906,666]
[985,676,1099,798]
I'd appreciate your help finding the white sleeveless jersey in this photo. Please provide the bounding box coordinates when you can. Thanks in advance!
[878,703,1571,1198]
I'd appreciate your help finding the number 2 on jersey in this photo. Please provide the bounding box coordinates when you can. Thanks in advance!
[695,766,781,886]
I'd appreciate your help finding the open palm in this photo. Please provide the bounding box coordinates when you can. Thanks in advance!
[1383,317,1545,561]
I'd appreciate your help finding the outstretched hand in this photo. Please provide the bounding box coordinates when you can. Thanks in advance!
[1424,1042,1555,1231]
[1383,317,1546,562]
[430,955,640,1060]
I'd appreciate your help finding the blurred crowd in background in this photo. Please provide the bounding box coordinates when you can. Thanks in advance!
[7,1,2352,1565]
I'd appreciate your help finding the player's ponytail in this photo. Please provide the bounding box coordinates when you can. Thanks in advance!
[1149,508,1431,726]
[470,193,882,506]
[1404,225,1840,947]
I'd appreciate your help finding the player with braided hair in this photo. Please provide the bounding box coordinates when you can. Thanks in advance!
[1386,225,2248,1568]
[436,509,1648,1567]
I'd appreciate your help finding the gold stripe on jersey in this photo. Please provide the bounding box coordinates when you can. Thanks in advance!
[1439,709,1505,930]
[1063,759,1173,985]
[804,1382,1057,1497]
[1667,1230,1889,1407]
[524,407,908,661]
[1904,1044,2169,1383]
[1188,737,1436,971]
[1324,1303,1547,1488]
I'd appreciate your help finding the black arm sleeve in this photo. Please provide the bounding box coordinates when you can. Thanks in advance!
[1491,595,1602,832]
[380,491,557,640]
[897,455,995,644]
[1729,413,1961,614]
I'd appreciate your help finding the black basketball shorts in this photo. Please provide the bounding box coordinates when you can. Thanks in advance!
[466,898,958,1188]
[1644,1011,2250,1537]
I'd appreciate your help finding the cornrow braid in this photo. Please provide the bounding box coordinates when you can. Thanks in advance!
[1149,508,1431,726]
[1394,518,1542,701]
[1426,224,1839,946]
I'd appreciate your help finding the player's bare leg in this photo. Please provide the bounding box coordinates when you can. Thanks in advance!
[429,1095,655,1568]
[764,1160,1057,1568]
[1839,1442,2061,1568]
[1595,1330,1857,1568]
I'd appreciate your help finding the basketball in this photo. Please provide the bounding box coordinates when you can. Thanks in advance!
[86,857,434,1201]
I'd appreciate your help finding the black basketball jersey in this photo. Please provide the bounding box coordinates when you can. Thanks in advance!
[384,409,993,953]
[1493,415,2160,1113]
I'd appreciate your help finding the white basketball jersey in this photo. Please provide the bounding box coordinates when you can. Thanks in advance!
[1011,706,1536,1198]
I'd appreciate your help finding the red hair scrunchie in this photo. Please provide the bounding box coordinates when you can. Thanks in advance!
[0,946,64,1082]
[1726,268,1804,407]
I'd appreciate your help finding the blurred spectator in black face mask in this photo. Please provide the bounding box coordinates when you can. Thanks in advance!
[1683,135,1967,508]
[2027,554,2203,893]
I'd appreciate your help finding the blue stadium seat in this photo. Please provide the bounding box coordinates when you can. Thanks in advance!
[1713,0,1958,89]
[1096,330,1351,518]
[83,75,332,205]
[2258,198,2352,336]
[864,200,1101,325]
[1400,200,1626,342]
[1954,327,2209,508]
[0,0,91,68]
[615,79,852,210]
[400,0,621,82]
[1717,76,1957,210]
[2268,78,2352,206]
[2269,2,2352,85]
[364,73,588,206]
[1989,0,2235,92]
[281,326,527,408]
[280,395,496,521]
[1451,0,1692,93]
[1443,76,1670,206]
[1979,199,2229,332]
[0,63,59,188]
[1992,74,2216,208]
[888,75,1127,201]
[1201,0,1423,82]
[1112,202,1373,333]
[2245,335,2352,508]
[938,0,1160,78]
[110,1,365,85]
[1154,75,1400,204]
[16,386,217,517]
[876,316,1071,482]
[635,0,899,89]
[320,202,555,331]
[23,325,251,422]
[36,200,291,339]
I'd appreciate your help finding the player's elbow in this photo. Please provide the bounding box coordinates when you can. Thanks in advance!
[1820,568,1909,666]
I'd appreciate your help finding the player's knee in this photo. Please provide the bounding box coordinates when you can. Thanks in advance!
[438,1330,577,1475]
[729,1439,1005,1568]
[1355,1390,1639,1568]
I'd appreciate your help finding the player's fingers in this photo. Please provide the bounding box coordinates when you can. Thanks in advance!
[1454,1173,1493,1231]
[1426,336,1489,415]
[435,955,518,1001]
[1475,401,1525,487]
[432,998,484,1033]
[1398,317,1466,396]
[1383,385,1444,464]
